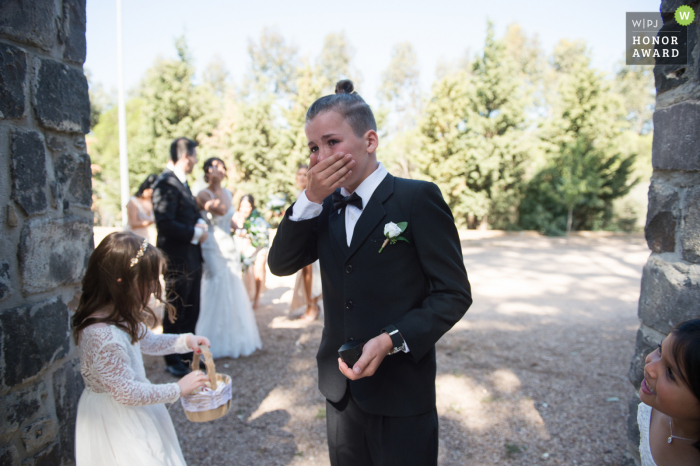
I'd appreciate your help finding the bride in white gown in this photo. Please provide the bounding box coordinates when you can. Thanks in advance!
[195,157,261,359]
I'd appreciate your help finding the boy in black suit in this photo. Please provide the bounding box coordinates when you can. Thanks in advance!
[152,137,208,376]
[268,80,472,465]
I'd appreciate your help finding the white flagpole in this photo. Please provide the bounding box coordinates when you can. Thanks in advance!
[117,0,129,226]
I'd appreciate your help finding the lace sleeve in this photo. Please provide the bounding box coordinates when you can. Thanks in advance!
[139,326,191,355]
[94,341,181,406]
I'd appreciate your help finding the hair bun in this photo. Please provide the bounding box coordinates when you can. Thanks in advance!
[335,79,355,95]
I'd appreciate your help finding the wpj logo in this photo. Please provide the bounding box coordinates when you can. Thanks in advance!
[626,7,692,66]
[675,5,695,26]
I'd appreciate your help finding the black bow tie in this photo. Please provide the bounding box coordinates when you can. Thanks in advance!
[332,192,363,211]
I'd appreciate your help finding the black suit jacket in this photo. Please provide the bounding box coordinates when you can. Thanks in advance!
[268,174,472,417]
[152,169,203,272]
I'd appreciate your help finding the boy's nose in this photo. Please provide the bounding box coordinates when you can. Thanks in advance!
[318,148,331,162]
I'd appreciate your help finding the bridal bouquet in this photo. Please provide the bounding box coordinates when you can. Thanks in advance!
[243,212,269,249]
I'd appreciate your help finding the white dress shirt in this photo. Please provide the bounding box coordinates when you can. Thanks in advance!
[289,162,408,353]
[166,161,206,245]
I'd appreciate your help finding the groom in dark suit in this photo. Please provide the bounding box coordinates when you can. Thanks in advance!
[268,85,472,465]
[152,137,208,377]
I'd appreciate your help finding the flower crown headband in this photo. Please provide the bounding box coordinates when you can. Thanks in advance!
[130,238,149,268]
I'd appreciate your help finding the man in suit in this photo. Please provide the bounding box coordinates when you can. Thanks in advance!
[268,85,472,465]
[152,137,208,377]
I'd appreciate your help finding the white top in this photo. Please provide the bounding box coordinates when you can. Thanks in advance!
[638,402,658,466]
[79,323,191,406]
[290,162,388,246]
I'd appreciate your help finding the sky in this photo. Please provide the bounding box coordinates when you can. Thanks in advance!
[86,0,663,107]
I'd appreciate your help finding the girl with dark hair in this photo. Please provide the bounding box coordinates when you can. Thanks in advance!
[638,319,700,465]
[233,194,269,309]
[125,174,158,240]
[72,232,210,466]
[194,158,261,358]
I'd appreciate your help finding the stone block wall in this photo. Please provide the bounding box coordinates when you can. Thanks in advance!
[0,1,92,465]
[626,1,700,464]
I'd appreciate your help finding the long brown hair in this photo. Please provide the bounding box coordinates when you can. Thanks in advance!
[71,232,175,345]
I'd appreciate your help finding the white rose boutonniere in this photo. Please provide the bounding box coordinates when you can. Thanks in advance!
[379,221,409,253]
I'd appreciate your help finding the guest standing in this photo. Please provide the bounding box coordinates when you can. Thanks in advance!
[233,195,268,310]
[195,158,262,358]
[289,164,322,321]
[152,137,208,377]
[125,174,157,241]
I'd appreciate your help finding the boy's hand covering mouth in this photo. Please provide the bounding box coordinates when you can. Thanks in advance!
[305,152,355,204]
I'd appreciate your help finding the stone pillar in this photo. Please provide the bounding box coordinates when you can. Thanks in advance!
[0,1,92,465]
[626,1,700,464]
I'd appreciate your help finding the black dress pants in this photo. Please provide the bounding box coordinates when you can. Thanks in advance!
[162,265,201,366]
[326,388,439,466]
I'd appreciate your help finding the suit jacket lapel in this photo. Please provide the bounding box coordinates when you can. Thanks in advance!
[346,174,394,262]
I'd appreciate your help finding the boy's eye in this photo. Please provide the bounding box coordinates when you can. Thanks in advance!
[309,146,318,154]
[328,139,338,146]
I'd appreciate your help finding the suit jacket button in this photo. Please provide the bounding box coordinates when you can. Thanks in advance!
[345,300,353,310]
[345,265,353,274]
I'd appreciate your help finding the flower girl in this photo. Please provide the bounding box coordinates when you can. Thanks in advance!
[72,232,210,466]
[638,319,700,466]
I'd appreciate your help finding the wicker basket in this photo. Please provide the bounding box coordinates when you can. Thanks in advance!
[180,345,232,422]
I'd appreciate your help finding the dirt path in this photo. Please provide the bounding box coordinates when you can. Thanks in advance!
[144,234,649,465]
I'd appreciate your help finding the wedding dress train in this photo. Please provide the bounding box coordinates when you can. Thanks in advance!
[196,189,262,359]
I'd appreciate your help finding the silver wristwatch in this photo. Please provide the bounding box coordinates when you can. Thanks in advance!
[382,325,404,355]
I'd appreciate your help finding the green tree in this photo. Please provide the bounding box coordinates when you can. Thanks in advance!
[377,42,422,179]
[245,27,299,96]
[609,61,655,231]
[202,31,313,208]
[418,23,531,229]
[89,36,219,225]
[614,62,655,135]
[520,40,639,234]
[139,35,219,169]
[89,98,149,225]
[202,55,230,101]
[317,32,362,92]
[278,61,325,197]
[86,68,112,129]
[378,42,421,132]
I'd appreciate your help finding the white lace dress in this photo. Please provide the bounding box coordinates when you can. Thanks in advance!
[637,402,658,466]
[76,324,191,466]
[196,189,262,359]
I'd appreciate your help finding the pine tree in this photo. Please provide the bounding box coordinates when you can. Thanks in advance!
[418,23,530,228]
[520,40,638,235]
[317,32,362,92]
[377,42,422,179]
[139,35,219,169]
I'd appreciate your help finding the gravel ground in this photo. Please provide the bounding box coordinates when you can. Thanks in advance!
[144,234,649,466]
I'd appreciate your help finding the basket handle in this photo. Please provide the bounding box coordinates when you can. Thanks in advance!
[191,344,218,390]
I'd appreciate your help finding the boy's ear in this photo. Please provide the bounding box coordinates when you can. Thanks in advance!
[364,129,379,154]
